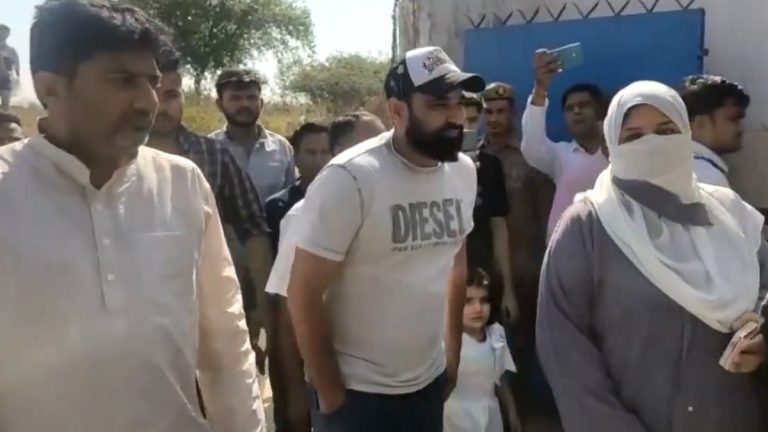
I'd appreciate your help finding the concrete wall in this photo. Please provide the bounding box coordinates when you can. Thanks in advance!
[399,0,768,207]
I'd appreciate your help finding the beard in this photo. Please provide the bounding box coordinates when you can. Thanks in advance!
[405,113,463,163]
[151,113,181,136]
[223,107,259,128]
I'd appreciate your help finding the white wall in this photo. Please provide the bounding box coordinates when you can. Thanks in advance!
[399,0,768,206]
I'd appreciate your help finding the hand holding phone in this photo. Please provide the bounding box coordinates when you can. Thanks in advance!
[550,42,584,70]
[720,320,763,372]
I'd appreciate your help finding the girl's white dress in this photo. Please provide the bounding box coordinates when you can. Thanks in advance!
[444,323,516,432]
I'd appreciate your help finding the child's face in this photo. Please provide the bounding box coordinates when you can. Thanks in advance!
[463,285,491,330]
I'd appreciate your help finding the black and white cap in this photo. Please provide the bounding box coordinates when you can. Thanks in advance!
[385,47,486,100]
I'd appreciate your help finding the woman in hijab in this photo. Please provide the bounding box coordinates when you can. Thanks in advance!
[536,81,767,432]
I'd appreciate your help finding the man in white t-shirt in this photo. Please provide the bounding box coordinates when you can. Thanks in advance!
[286,47,483,432]
[265,111,386,432]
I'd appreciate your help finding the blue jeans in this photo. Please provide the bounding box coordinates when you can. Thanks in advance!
[309,372,447,432]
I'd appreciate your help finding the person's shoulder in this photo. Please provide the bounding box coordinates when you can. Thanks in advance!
[550,195,601,243]
[180,128,224,150]
[139,146,206,182]
[487,323,507,342]
[450,152,477,174]
[207,128,227,141]
[263,127,292,148]
[0,138,31,174]
[700,183,754,216]
[693,159,729,187]
[328,131,391,170]
[265,185,293,211]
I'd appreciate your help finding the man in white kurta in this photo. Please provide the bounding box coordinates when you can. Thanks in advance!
[0,137,266,431]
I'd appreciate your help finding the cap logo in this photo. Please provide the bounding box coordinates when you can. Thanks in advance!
[497,88,506,96]
[422,51,449,75]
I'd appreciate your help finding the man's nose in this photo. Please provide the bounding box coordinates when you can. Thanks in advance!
[134,79,159,116]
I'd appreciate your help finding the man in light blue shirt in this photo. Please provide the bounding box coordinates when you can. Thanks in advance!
[210,69,296,203]
[210,69,294,356]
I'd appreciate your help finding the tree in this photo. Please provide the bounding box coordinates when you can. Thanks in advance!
[126,0,314,93]
[282,53,390,115]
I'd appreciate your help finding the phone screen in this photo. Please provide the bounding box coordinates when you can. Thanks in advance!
[462,129,480,153]
[550,42,584,70]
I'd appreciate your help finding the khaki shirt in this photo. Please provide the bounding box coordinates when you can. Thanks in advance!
[481,137,554,282]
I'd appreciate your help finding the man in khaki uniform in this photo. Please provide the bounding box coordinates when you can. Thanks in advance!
[480,82,555,421]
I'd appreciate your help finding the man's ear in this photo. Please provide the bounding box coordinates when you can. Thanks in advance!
[387,98,408,131]
[33,72,66,110]
[691,114,710,132]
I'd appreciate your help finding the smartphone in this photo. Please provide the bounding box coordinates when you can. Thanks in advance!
[550,42,584,70]
[462,129,480,153]
[719,320,761,371]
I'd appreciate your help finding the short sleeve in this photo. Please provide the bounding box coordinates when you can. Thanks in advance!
[264,238,295,298]
[293,165,363,262]
[489,323,516,383]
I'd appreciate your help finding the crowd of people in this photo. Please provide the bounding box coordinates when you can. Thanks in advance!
[1,1,767,432]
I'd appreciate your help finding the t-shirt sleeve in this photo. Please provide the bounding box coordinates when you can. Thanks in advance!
[293,165,363,262]
[265,238,295,298]
[489,323,516,383]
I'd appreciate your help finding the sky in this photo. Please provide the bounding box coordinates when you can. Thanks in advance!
[4,0,394,102]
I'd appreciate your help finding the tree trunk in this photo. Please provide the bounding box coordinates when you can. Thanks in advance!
[194,73,204,96]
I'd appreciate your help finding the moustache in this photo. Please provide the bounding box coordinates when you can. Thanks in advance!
[438,123,464,136]
[235,108,255,116]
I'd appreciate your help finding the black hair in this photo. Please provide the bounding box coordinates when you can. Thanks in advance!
[0,24,9,33]
[0,111,21,127]
[561,83,604,111]
[290,122,329,152]
[215,69,262,99]
[461,95,483,111]
[680,75,750,120]
[30,1,164,78]
[155,28,181,74]
[466,267,501,327]
[329,111,381,152]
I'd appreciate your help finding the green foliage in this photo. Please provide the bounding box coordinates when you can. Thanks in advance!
[125,0,314,92]
[282,53,390,116]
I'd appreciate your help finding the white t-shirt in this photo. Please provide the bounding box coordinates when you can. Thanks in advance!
[293,131,477,394]
[265,200,304,297]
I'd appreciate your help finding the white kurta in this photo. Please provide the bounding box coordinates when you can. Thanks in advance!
[444,323,516,432]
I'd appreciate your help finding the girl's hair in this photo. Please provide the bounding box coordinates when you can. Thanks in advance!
[466,266,501,326]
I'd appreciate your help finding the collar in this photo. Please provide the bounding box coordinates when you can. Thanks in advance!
[289,181,306,200]
[693,141,729,174]
[220,124,276,151]
[28,134,137,192]
[175,125,198,155]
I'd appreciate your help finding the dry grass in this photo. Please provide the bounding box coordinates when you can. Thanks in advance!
[12,93,391,139]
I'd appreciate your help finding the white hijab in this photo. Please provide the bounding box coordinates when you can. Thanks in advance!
[583,81,764,333]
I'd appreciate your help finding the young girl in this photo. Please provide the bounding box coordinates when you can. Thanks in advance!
[444,268,522,432]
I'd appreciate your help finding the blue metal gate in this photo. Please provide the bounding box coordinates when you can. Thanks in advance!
[464,9,705,142]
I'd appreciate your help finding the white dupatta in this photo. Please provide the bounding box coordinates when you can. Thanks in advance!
[583,81,763,332]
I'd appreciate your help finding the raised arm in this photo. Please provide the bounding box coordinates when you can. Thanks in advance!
[520,49,565,179]
[537,205,649,432]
